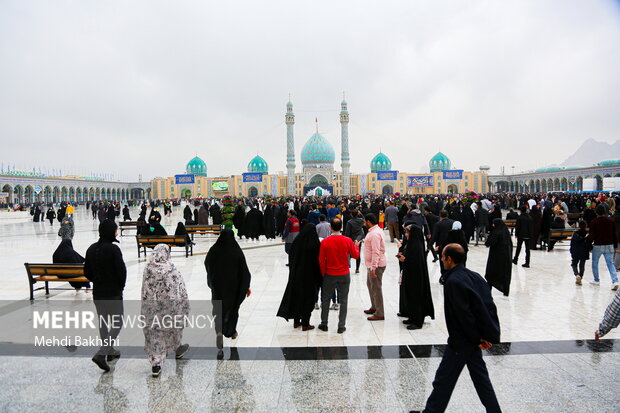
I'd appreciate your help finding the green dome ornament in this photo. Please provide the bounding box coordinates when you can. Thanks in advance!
[429,152,451,172]
[247,155,269,174]
[186,156,207,177]
[370,152,392,173]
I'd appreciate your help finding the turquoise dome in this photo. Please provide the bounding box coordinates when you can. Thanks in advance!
[429,152,451,172]
[248,155,268,174]
[370,152,392,173]
[301,133,335,166]
[598,159,620,166]
[186,156,207,177]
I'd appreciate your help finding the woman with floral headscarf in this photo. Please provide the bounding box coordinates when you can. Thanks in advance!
[141,244,190,377]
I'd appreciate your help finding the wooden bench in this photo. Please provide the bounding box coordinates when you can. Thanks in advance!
[24,263,89,301]
[136,235,193,258]
[567,212,583,227]
[549,228,577,243]
[185,224,223,240]
[119,220,145,236]
[503,219,516,230]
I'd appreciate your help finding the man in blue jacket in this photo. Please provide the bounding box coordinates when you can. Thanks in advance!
[411,243,501,413]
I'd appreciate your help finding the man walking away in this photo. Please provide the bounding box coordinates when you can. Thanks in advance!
[363,213,387,321]
[411,244,501,413]
[587,205,619,290]
[318,218,360,334]
[315,214,331,239]
[513,206,532,268]
[430,210,455,274]
[385,201,400,242]
[84,220,127,372]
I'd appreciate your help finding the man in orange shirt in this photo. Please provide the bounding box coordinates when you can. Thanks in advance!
[318,218,360,333]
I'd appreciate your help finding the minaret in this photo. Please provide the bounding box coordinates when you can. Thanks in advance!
[285,96,296,195]
[340,93,351,195]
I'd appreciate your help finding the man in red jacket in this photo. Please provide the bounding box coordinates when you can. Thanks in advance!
[318,218,360,333]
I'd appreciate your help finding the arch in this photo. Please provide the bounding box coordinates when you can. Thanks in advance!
[560,177,568,192]
[111,188,117,201]
[308,174,329,187]
[614,173,620,178]
[60,186,68,202]
[528,180,535,193]
[69,186,76,202]
[23,185,34,204]
[594,175,603,191]
[131,188,145,200]
[248,186,258,197]
[382,184,394,194]
[447,184,458,193]
[2,184,13,203]
[95,187,101,201]
[575,176,583,192]
[13,185,24,203]
[181,188,192,198]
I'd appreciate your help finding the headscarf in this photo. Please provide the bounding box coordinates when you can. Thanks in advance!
[98,219,119,243]
[452,221,462,230]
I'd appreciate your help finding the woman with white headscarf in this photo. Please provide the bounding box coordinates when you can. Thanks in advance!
[447,220,469,266]
[141,244,190,377]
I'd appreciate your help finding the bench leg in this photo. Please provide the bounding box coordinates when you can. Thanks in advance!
[45,281,49,296]
[30,282,34,301]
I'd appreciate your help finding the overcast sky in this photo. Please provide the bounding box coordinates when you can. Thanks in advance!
[1,0,620,181]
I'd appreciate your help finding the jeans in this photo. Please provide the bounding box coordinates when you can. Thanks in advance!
[424,346,501,413]
[321,274,350,329]
[591,245,618,283]
[474,226,487,244]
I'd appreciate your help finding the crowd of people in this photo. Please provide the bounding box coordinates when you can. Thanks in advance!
[32,190,620,411]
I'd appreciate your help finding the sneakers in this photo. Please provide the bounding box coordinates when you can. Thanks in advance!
[334,303,340,311]
[330,302,336,310]
[314,302,320,310]
[92,354,110,372]
[590,281,600,286]
[575,276,582,286]
[152,365,161,377]
[612,283,619,291]
[318,324,328,332]
[175,344,189,359]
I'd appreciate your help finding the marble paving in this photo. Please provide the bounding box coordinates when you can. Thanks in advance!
[0,205,618,412]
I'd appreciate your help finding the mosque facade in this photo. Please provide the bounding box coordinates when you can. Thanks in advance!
[149,98,490,198]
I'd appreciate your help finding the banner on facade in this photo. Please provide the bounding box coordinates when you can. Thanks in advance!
[242,173,263,183]
[304,185,333,196]
[407,175,434,187]
[175,174,195,184]
[377,170,398,180]
[0,192,9,198]
[442,170,463,180]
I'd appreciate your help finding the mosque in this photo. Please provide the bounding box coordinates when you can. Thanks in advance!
[149,98,489,198]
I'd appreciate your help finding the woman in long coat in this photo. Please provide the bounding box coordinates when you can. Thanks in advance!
[205,229,251,346]
[244,206,264,240]
[398,225,435,329]
[233,201,246,239]
[485,218,513,296]
[209,202,223,225]
[277,224,322,330]
[141,244,190,377]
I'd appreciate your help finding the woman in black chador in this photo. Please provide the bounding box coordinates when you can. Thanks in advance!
[277,224,322,330]
[485,218,513,296]
[205,229,251,345]
[397,225,434,330]
[53,239,91,290]
[243,205,264,241]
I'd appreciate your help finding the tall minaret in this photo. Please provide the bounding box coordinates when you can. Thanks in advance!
[285,96,296,195]
[340,93,351,195]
